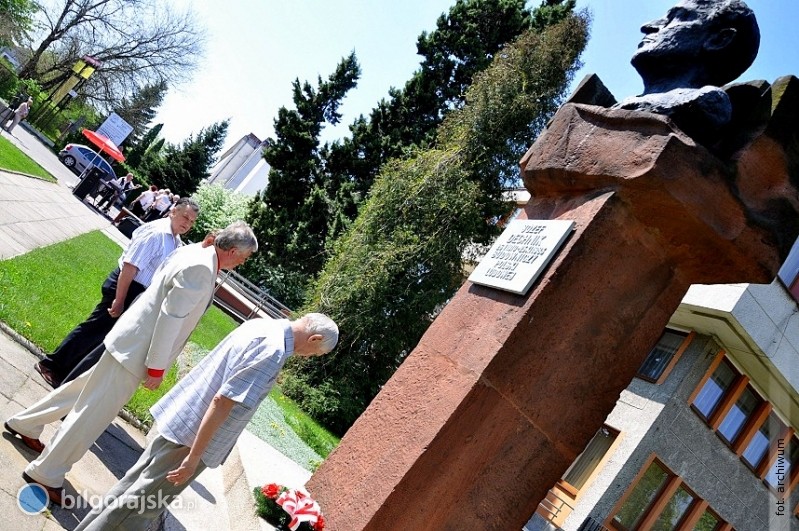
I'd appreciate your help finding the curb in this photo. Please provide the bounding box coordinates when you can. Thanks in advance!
[0,320,45,360]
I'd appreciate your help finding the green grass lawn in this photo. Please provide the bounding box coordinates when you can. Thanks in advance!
[0,230,339,464]
[0,134,57,182]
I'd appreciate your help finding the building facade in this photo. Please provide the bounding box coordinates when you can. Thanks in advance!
[206,133,270,196]
[524,274,799,531]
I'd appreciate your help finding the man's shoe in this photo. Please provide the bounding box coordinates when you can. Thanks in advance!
[34,361,61,388]
[22,472,63,506]
[4,422,45,454]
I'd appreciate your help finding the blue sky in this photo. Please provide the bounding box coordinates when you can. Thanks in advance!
[156,0,799,152]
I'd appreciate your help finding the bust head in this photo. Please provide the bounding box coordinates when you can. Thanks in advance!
[631,0,759,92]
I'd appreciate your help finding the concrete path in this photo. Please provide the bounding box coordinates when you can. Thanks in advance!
[0,126,312,530]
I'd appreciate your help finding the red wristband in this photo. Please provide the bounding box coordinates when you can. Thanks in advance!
[147,368,165,378]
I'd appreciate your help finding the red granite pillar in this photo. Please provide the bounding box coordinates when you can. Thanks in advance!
[307,104,786,530]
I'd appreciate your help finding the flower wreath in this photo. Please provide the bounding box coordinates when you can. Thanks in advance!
[253,483,325,531]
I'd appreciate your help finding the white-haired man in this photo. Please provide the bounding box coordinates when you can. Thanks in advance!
[76,313,339,530]
[5,221,258,504]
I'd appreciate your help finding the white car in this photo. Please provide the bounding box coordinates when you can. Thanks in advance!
[58,143,116,177]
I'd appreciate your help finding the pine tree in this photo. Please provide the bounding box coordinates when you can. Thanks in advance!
[285,7,589,434]
[125,123,163,169]
[240,53,361,306]
[146,120,228,196]
[114,81,168,146]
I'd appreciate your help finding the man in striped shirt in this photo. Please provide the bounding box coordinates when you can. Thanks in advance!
[34,197,200,388]
[75,313,338,530]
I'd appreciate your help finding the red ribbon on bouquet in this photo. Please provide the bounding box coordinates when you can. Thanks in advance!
[276,489,323,530]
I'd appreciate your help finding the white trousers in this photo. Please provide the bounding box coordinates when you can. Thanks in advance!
[8,351,140,488]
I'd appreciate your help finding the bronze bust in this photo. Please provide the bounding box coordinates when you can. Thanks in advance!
[615,0,760,144]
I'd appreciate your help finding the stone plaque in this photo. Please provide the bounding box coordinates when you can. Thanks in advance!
[469,219,574,295]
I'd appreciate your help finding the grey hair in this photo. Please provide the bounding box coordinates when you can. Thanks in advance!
[301,313,339,353]
[215,220,258,254]
[174,197,200,214]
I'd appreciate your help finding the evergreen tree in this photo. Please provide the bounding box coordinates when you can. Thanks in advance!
[125,123,163,169]
[115,80,168,146]
[146,120,228,196]
[243,0,552,309]
[329,0,558,197]
[240,53,360,307]
[285,9,589,434]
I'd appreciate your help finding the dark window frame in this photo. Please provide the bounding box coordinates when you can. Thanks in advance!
[636,329,694,384]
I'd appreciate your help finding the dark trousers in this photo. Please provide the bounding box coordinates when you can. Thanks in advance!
[61,343,106,386]
[39,268,145,383]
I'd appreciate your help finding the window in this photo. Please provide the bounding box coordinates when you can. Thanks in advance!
[637,330,691,383]
[717,386,762,445]
[692,358,739,420]
[693,509,721,530]
[612,460,670,530]
[609,456,729,531]
[562,426,618,491]
[742,413,783,470]
[765,437,799,491]
[778,236,799,302]
[691,353,799,496]
[651,484,695,530]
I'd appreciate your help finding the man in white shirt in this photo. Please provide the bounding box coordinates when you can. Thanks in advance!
[34,198,200,388]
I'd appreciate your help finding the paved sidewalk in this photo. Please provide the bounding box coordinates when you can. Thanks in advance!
[0,327,147,530]
[0,171,110,260]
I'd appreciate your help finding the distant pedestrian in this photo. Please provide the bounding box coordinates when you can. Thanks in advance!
[144,189,173,221]
[97,172,139,213]
[130,185,158,217]
[4,97,32,132]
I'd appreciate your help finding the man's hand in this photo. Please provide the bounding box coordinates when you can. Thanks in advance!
[107,298,125,318]
[142,374,164,390]
[166,455,199,486]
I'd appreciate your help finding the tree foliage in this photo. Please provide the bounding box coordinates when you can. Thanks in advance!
[330,0,542,198]
[286,8,590,435]
[240,53,361,307]
[18,0,204,110]
[114,80,167,146]
[0,0,37,48]
[242,0,549,311]
[124,122,162,169]
[184,183,252,244]
[145,120,228,197]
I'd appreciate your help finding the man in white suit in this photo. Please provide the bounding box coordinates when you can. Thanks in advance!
[4,221,257,504]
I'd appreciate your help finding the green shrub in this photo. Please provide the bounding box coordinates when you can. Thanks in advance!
[185,183,253,242]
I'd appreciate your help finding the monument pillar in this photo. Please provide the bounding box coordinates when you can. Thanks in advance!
[307,92,797,529]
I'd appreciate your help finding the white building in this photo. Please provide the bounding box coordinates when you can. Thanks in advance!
[207,133,270,196]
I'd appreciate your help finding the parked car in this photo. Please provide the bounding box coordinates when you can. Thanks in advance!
[58,143,115,178]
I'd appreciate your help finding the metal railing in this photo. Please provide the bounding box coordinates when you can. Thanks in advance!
[214,269,293,321]
[577,517,610,531]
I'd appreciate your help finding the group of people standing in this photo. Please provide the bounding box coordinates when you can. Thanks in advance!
[99,179,179,222]
[130,185,183,222]
[5,199,339,529]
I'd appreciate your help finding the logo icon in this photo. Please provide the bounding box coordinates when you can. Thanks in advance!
[17,483,49,514]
